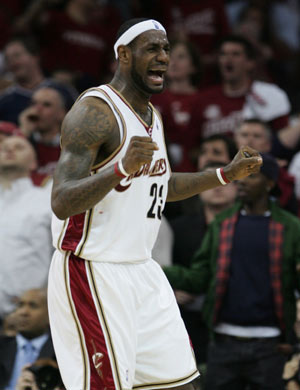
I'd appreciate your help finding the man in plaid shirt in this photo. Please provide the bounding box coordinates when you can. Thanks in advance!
[165,153,300,390]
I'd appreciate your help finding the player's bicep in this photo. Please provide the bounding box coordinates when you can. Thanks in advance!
[54,97,115,184]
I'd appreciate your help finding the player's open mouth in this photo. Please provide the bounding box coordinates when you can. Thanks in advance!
[147,70,165,84]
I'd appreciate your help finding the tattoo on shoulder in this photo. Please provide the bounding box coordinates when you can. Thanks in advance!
[61,97,117,153]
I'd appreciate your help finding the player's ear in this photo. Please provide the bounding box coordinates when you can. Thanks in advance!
[118,45,131,64]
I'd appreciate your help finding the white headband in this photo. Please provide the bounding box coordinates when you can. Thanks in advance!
[114,19,166,59]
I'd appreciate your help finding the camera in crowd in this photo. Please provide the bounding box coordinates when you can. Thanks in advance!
[25,358,63,390]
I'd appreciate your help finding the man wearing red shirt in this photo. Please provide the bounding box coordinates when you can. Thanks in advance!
[158,0,230,63]
[19,85,73,185]
[151,40,202,171]
[192,35,291,141]
[14,0,121,85]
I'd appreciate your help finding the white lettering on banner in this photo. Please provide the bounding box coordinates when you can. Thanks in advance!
[203,104,222,120]
[184,10,216,35]
[174,110,190,125]
[171,102,191,125]
[203,111,244,137]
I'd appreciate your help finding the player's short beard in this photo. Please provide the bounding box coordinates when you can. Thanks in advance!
[131,56,164,95]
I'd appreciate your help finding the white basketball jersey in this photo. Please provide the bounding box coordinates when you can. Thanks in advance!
[52,85,171,262]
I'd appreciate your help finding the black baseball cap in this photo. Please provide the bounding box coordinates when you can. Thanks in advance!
[260,153,279,182]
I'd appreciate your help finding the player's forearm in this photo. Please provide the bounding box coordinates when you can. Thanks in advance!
[166,171,222,202]
[167,148,263,201]
[51,165,121,220]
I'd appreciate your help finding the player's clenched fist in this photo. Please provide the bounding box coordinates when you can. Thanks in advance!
[122,136,159,174]
[223,145,263,181]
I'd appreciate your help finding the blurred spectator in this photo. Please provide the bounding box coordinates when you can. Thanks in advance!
[51,68,78,92]
[15,0,121,90]
[0,288,55,390]
[271,1,300,53]
[170,162,237,364]
[282,299,300,389]
[157,0,230,82]
[226,0,300,110]
[1,311,19,337]
[235,118,298,214]
[288,149,300,216]
[0,121,21,144]
[283,357,300,390]
[281,116,300,206]
[227,0,300,61]
[191,35,291,141]
[235,117,300,161]
[165,153,300,390]
[0,36,77,124]
[234,117,273,153]
[19,85,73,184]
[197,133,238,170]
[0,37,45,123]
[290,149,300,188]
[151,39,203,171]
[233,3,274,82]
[16,359,64,390]
[225,1,268,28]
[0,0,26,58]
[0,135,52,317]
[163,133,237,220]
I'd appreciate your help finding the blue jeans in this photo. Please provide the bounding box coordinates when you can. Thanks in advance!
[204,334,287,390]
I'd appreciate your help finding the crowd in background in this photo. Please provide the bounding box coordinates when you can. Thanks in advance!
[1,0,300,389]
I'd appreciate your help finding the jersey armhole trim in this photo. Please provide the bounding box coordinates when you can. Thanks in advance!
[152,104,172,176]
[78,87,127,172]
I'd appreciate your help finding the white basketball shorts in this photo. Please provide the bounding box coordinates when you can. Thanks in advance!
[48,250,199,390]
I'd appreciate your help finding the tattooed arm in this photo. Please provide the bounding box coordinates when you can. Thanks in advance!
[52,97,158,219]
[51,97,121,219]
[167,146,262,202]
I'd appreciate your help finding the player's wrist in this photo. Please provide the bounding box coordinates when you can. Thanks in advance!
[114,160,130,178]
[216,167,231,185]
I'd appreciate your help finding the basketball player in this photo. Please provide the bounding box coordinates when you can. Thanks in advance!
[48,18,262,390]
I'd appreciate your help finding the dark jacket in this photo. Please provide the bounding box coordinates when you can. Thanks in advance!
[165,200,300,341]
[0,333,55,389]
